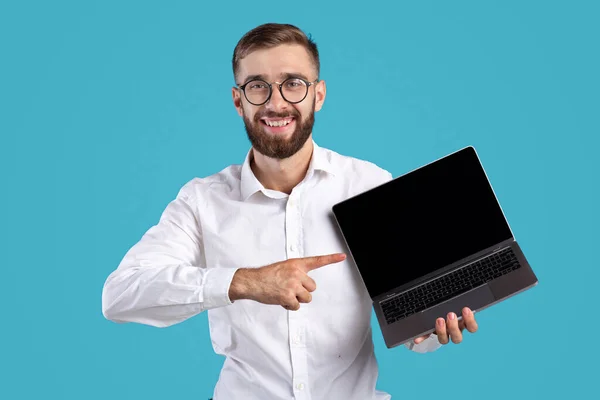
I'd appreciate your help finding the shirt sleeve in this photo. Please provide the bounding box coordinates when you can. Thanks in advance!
[101,184,239,328]
[404,334,443,353]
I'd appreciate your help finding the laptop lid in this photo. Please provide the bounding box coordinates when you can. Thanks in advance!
[332,146,513,300]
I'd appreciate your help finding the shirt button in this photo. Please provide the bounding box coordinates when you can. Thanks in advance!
[296,383,305,390]
[288,198,295,208]
[289,244,296,252]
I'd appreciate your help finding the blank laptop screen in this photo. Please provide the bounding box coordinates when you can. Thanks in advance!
[332,147,513,299]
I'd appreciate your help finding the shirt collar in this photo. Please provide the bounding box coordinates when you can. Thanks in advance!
[311,141,338,177]
[240,140,337,201]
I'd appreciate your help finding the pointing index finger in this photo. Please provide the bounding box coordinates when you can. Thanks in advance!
[301,253,346,272]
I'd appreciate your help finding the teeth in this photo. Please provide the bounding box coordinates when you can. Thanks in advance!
[265,119,292,127]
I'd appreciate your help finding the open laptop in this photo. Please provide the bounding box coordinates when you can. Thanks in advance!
[331,146,538,348]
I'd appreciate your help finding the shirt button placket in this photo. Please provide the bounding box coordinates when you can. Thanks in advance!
[286,195,300,257]
[286,194,310,400]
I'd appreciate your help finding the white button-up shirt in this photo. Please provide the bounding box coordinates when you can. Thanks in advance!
[102,141,441,400]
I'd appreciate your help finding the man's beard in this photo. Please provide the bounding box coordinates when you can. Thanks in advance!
[243,100,315,159]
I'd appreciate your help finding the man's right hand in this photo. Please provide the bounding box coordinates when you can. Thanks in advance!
[228,253,347,310]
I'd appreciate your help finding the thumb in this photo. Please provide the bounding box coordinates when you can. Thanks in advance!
[414,334,431,344]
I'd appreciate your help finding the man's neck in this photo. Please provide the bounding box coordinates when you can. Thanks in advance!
[250,138,314,195]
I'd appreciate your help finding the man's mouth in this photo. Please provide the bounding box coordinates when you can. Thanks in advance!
[260,117,295,127]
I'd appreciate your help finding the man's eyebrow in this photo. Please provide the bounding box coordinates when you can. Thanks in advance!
[279,72,310,81]
[241,72,312,84]
[242,74,266,83]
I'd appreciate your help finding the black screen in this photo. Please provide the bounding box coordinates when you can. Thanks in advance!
[332,147,513,299]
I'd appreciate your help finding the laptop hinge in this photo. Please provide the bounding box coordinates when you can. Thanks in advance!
[375,239,514,303]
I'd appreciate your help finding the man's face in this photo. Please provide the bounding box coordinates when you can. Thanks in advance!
[232,44,326,159]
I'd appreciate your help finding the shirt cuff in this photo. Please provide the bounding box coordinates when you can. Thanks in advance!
[405,333,443,353]
[202,267,240,309]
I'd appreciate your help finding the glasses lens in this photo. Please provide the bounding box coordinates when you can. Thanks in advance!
[244,80,270,104]
[281,78,308,103]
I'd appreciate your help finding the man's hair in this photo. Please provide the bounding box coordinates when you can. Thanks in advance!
[232,23,320,83]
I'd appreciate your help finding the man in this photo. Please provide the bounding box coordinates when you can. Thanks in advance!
[102,23,479,400]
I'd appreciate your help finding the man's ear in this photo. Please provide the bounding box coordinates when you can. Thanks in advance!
[314,80,326,112]
[232,87,243,117]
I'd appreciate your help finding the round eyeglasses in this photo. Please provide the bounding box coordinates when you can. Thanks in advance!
[238,77,319,106]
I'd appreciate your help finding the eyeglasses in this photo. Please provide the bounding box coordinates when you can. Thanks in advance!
[237,77,319,106]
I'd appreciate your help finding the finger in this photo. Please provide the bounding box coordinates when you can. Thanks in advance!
[301,253,346,272]
[446,312,463,344]
[462,307,478,333]
[414,334,430,344]
[282,299,300,311]
[436,318,449,344]
[296,288,312,304]
[300,274,317,292]
[281,289,301,311]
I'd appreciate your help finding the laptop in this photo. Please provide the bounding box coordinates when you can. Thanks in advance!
[331,146,538,348]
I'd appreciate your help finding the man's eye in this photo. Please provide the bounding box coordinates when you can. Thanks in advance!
[249,83,267,90]
[286,80,301,87]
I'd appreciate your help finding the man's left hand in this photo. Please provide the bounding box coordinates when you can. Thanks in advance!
[413,307,478,345]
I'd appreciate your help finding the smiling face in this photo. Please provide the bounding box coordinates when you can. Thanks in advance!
[232,44,326,159]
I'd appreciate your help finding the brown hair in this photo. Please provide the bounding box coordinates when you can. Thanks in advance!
[232,23,320,82]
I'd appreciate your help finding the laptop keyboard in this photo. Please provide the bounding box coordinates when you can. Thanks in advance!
[381,247,521,325]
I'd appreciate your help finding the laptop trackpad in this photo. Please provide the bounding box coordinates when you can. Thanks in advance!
[419,285,495,324]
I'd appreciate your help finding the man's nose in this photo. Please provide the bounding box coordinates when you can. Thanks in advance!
[265,86,288,111]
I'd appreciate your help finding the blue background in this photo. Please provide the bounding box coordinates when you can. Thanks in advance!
[1,1,598,399]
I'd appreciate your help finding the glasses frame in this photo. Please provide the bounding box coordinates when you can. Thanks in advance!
[237,77,319,106]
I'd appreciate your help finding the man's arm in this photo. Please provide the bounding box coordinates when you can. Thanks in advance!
[101,185,239,328]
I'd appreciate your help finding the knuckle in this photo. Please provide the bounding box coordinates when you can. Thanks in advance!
[286,261,299,272]
[277,260,291,270]
[281,292,294,305]
[292,269,304,279]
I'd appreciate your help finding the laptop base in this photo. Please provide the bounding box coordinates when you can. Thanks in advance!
[376,241,537,348]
